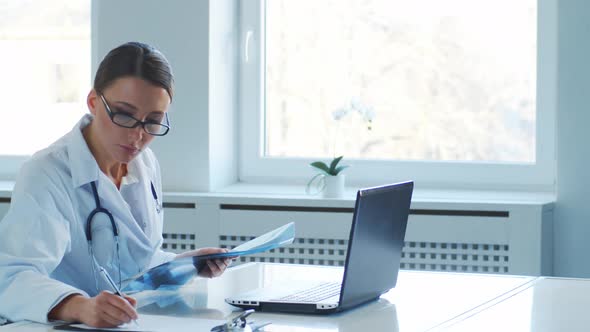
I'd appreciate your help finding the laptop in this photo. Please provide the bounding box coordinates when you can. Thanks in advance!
[225,181,414,314]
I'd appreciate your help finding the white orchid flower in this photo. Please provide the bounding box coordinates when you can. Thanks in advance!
[350,97,363,112]
[332,107,350,121]
[332,98,375,124]
[363,107,375,122]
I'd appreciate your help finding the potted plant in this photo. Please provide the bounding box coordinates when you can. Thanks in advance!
[306,98,374,198]
[307,156,348,198]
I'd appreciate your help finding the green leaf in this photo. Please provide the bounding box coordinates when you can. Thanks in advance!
[310,161,330,174]
[333,165,349,175]
[328,156,344,174]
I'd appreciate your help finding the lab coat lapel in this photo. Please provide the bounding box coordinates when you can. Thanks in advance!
[68,114,101,188]
[67,114,157,277]
[121,158,155,241]
[95,174,153,277]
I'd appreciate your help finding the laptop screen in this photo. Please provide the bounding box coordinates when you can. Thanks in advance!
[339,181,413,309]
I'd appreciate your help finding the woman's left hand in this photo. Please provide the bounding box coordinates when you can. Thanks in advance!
[176,247,234,278]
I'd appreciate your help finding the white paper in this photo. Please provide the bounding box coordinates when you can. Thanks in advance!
[69,314,225,332]
[229,222,295,254]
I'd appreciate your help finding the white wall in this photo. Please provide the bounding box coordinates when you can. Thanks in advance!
[92,0,238,192]
[554,0,590,277]
[92,0,590,277]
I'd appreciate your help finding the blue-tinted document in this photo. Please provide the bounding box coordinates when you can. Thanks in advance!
[124,222,295,292]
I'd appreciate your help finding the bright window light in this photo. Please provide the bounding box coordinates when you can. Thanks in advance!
[0,0,90,156]
[265,0,536,163]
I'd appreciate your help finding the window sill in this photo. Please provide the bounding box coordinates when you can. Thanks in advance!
[0,182,14,200]
[165,182,556,210]
[0,180,556,209]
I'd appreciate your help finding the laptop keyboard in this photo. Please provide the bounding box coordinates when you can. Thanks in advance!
[273,282,341,303]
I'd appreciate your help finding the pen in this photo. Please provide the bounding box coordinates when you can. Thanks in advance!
[99,267,139,326]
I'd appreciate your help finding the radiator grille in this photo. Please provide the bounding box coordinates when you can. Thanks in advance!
[161,232,197,252]
[219,235,510,274]
[401,241,510,274]
[220,235,348,266]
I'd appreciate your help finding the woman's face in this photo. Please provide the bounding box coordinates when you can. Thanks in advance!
[87,77,171,164]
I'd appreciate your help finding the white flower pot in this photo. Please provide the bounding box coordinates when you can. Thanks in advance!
[323,174,345,198]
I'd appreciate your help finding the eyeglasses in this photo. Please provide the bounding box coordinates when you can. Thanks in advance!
[99,94,171,136]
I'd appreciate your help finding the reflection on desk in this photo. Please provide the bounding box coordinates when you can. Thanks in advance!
[135,275,230,320]
[261,299,399,332]
[441,277,590,332]
[1,263,538,332]
[134,263,535,332]
[237,264,534,332]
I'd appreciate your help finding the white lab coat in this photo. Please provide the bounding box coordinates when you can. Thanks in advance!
[0,114,176,323]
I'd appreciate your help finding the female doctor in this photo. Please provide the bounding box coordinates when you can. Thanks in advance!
[0,42,230,327]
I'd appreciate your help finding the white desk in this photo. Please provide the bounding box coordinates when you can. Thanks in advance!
[0,263,538,331]
[440,276,590,331]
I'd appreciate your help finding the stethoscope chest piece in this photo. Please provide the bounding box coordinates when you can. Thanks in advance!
[210,310,271,332]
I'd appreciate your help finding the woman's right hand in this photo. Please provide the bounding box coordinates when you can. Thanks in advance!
[49,292,138,328]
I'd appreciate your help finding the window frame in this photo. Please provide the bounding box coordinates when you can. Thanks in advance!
[239,0,557,191]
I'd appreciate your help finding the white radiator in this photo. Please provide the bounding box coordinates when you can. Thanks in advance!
[161,198,553,276]
[0,190,553,276]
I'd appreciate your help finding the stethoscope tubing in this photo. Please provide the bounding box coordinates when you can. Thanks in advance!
[85,179,161,291]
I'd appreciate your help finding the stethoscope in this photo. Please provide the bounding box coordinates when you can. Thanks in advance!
[86,180,162,292]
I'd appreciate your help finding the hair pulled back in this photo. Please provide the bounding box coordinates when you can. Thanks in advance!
[94,42,174,100]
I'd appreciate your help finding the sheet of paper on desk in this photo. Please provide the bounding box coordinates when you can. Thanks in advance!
[63,314,225,332]
[123,222,295,293]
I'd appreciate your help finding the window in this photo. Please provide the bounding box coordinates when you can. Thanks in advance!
[243,0,557,190]
[0,0,90,177]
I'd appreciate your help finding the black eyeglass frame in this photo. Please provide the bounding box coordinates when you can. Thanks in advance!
[99,94,171,136]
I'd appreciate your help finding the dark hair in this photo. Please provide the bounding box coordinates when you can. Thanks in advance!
[94,42,174,100]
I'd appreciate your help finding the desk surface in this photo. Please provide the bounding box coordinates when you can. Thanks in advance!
[441,276,590,332]
[1,263,538,332]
